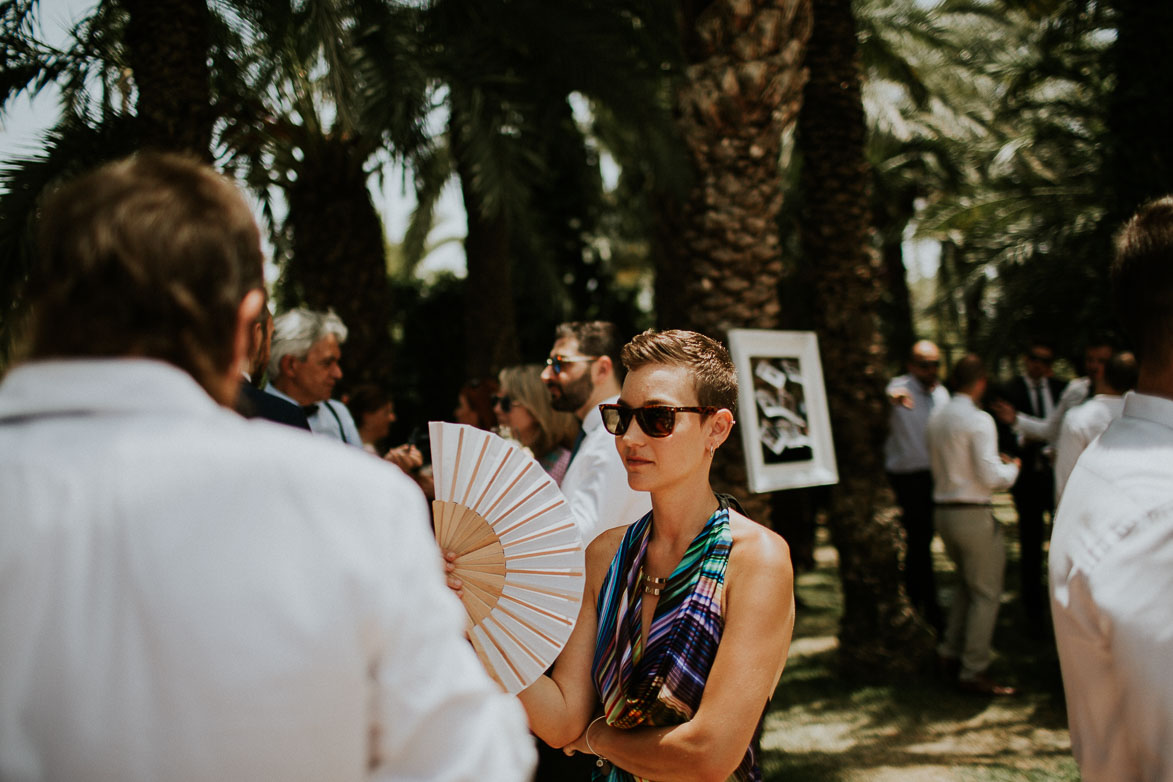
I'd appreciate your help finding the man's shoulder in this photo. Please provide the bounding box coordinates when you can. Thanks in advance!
[239,383,310,429]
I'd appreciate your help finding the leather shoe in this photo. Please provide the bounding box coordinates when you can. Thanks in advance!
[958,675,1016,696]
[936,655,960,681]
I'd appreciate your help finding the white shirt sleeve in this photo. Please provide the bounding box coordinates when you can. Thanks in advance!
[371,486,535,781]
[1054,415,1090,501]
[970,413,1019,490]
[1015,378,1086,443]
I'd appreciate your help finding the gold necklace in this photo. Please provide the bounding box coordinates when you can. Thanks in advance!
[642,573,668,596]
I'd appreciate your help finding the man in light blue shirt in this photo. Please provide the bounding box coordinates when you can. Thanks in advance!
[885,339,951,631]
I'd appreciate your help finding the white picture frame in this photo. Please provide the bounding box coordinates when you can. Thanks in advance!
[727,329,839,493]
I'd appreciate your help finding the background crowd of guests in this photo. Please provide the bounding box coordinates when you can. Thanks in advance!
[884,198,1171,781]
[5,150,1173,782]
[886,335,1138,697]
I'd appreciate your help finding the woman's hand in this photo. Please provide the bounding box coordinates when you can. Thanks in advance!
[384,443,423,473]
[442,550,464,599]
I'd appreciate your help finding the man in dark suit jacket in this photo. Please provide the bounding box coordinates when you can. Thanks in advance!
[234,301,309,431]
[994,341,1068,628]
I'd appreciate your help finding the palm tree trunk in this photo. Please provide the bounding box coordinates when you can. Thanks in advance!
[797,0,931,676]
[284,134,396,390]
[656,0,813,523]
[123,0,212,159]
[449,96,521,379]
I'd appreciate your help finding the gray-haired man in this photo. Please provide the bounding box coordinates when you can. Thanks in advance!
[266,308,361,445]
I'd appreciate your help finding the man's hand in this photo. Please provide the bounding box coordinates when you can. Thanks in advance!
[384,444,423,473]
[888,388,914,409]
[989,399,1017,425]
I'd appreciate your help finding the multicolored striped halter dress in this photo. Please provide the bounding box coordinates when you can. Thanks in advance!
[590,495,762,781]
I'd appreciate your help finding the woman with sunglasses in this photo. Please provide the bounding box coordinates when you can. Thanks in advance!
[517,329,795,782]
[494,365,580,486]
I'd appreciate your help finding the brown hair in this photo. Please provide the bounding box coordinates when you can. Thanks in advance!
[498,364,580,455]
[949,353,986,391]
[620,329,737,413]
[555,321,626,382]
[23,152,263,402]
[1113,196,1173,364]
[459,377,500,430]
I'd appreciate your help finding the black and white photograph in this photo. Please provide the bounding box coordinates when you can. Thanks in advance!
[727,329,838,493]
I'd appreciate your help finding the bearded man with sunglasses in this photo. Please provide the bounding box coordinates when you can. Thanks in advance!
[541,322,651,546]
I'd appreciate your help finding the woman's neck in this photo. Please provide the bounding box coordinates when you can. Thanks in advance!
[648,479,719,549]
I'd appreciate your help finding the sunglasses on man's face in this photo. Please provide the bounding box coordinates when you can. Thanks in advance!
[1027,353,1054,365]
[599,403,717,438]
[491,394,514,413]
[545,354,599,375]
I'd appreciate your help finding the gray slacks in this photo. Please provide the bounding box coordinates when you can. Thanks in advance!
[934,505,1006,681]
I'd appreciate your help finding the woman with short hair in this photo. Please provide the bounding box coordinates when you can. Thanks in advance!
[515,329,795,782]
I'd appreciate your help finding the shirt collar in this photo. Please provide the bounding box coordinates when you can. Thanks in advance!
[582,394,619,433]
[264,382,300,408]
[1122,391,1173,432]
[0,358,222,421]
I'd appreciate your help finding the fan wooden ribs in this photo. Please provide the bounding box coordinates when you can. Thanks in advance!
[429,421,586,693]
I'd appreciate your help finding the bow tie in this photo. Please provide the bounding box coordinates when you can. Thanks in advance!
[301,404,319,417]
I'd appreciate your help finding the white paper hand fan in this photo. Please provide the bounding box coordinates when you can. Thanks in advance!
[429,421,585,693]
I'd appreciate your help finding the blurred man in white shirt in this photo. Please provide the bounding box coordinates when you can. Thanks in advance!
[928,354,1020,696]
[1052,196,1173,782]
[1053,351,1136,501]
[0,154,534,782]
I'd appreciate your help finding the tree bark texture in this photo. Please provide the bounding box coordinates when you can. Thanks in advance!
[449,97,521,380]
[123,0,212,159]
[657,0,813,523]
[797,0,931,676]
[284,134,396,391]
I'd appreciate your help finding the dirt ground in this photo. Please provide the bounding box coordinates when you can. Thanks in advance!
[759,497,1081,781]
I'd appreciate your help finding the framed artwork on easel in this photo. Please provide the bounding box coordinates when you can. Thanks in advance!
[727,329,839,494]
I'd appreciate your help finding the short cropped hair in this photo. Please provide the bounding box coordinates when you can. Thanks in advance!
[1105,351,1138,394]
[1112,196,1173,364]
[498,364,580,455]
[949,353,986,391]
[23,152,263,402]
[268,308,347,378]
[555,321,626,383]
[620,329,737,414]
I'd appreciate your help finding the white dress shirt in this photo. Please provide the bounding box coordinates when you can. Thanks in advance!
[927,394,1020,503]
[265,383,362,445]
[1053,394,1125,501]
[1015,375,1090,443]
[884,374,951,473]
[1051,392,1173,782]
[0,359,534,782]
[560,395,652,544]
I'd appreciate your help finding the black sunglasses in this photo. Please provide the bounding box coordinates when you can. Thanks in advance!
[599,404,717,438]
[1027,353,1054,365]
[491,394,514,412]
[545,354,599,375]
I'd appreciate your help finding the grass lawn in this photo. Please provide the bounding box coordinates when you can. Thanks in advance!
[760,495,1081,781]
